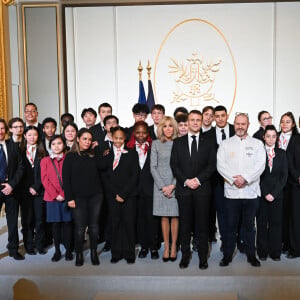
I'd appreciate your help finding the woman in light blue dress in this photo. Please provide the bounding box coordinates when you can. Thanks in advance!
[151,116,179,262]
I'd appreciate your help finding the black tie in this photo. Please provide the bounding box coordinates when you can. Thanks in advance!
[0,144,7,182]
[221,129,226,140]
[191,135,197,160]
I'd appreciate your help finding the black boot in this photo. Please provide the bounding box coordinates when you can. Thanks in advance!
[75,252,84,267]
[91,249,100,265]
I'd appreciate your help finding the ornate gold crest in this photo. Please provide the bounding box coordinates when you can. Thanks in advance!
[168,53,221,106]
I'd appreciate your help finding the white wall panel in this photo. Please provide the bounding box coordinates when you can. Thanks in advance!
[65,3,299,133]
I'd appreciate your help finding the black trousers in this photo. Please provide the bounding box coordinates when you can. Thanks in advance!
[71,193,103,253]
[290,185,300,256]
[0,192,19,255]
[21,192,45,251]
[177,191,210,261]
[282,184,291,251]
[137,193,160,250]
[224,197,259,258]
[257,196,282,258]
[110,196,136,260]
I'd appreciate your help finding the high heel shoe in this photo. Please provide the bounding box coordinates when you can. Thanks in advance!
[75,252,84,266]
[170,254,177,262]
[91,249,100,265]
[162,256,170,262]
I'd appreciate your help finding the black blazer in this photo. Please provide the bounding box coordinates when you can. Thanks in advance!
[171,134,216,196]
[253,127,264,142]
[5,140,25,190]
[286,134,300,185]
[103,147,139,200]
[148,125,157,141]
[21,152,44,194]
[90,123,106,145]
[137,148,154,197]
[260,147,288,199]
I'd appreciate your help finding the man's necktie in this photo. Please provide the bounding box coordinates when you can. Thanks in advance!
[191,135,197,160]
[0,144,7,182]
[221,129,226,140]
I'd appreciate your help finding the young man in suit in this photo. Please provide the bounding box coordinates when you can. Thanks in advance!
[171,110,216,270]
[149,104,165,140]
[90,102,112,144]
[0,119,25,260]
[81,107,97,129]
[212,105,235,250]
[24,102,43,137]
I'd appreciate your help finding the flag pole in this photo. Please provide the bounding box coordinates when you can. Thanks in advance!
[138,60,143,81]
[147,60,151,80]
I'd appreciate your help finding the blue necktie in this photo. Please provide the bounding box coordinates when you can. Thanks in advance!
[0,144,7,182]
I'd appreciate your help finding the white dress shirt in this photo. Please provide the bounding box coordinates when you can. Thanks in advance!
[217,135,266,199]
[216,124,230,145]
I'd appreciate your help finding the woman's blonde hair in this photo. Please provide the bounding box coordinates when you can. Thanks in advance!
[157,116,178,143]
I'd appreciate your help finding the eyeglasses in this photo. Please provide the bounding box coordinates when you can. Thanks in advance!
[12,126,24,129]
[25,110,37,114]
[262,116,273,122]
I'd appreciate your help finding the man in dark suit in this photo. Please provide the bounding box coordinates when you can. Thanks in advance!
[171,110,216,269]
[0,119,25,260]
[206,105,235,251]
[24,102,43,137]
[148,104,165,140]
[90,102,112,144]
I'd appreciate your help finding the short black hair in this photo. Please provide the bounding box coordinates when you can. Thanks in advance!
[25,102,38,111]
[151,104,165,114]
[111,126,126,136]
[175,114,188,123]
[103,115,119,126]
[8,117,25,129]
[60,112,74,122]
[42,117,57,128]
[132,103,149,114]
[81,107,97,119]
[173,106,188,117]
[189,109,202,116]
[257,110,269,122]
[263,124,278,136]
[214,105,228,113]
[98,102,112,113]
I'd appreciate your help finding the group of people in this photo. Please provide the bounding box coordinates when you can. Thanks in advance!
[0,101,299,270]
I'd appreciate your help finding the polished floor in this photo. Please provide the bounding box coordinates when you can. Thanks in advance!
[1,216,300,300]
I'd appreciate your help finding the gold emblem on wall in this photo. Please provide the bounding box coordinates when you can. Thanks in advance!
[169,53,221,106]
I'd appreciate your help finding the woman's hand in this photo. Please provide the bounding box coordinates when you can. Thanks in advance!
[162,185,175,198]
[56,195,65,202]
[116,194,124,203]
[68,200,76,208]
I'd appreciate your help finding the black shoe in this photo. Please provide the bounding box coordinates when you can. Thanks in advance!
[270,256,281,261]
[199,260,208,269]
[170,254,177,262]
[10,252,25,260]
[38,249,47,255]
[151,250,159,260]
[247,256,261,267]
[51,251,62,262]
[138,248,148,258]
[179,253,191,269]
[75,253,84,266]
[126,258,135,264]
[259,256,267,261]
[287,252,299,259]
[91,250,100,265]
[103,242,111,252]
[26,249,37,255]
[162,256,170,262]
[219,256,232,267]
[110,257,121,264]
[65,251,73,261]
